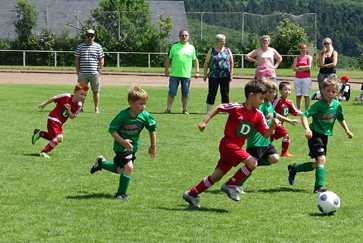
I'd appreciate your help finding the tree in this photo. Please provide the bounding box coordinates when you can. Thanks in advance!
[14,0,37,48]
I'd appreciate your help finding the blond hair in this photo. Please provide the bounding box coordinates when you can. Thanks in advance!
[128,86,148,102]
[261,35,271,42]
[261,79,278,93]
[321,76,339,91]
[216,34,226,42]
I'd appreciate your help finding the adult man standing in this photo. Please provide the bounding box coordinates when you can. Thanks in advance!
[164,30,199,114]
[75,29,104,113]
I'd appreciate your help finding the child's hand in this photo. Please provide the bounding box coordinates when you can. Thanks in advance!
[39,103,46,110]
[289,119,299,125]
[197,122,207,132]
[121,139,133,152]
[346,130,353,139]
[148,145,156,160]
[64,104,71,111]
[305,129,312,140]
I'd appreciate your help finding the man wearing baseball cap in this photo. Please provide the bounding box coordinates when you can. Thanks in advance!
[75,29,104,113]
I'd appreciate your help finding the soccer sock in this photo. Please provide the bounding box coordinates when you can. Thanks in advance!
[293,162,314,173]
[315,164,326,189]
[189,176,215,196]
[117,174,131,194]
[39,131,50,140]
[227,165,253,186]
[41,138,58,153]
[281,137,290,153]
[100,160,118,173]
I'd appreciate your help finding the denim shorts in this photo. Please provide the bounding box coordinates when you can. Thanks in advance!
[168,76,191,97]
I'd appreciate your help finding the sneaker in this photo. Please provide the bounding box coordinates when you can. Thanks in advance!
[314,187,327,193]
[95,107,100,114]
[281,151,294,157]
[182,191,200,208]
[182,110,190,115]
[39,152,50,159]
[114,193,128,200]
[288,164,296,185]
[221,183,241,201]
[90,155,105,174]
[32,129,41,145]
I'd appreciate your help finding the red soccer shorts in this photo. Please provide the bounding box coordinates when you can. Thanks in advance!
[47,119,63,140]
[216,142,251,173]
[271,124,288,140]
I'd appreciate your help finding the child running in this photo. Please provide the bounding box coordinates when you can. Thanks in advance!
[32,84,88,158]
[272,81,303,157]
[240,80,298,191]
[89,86,157,200]
[182,80,278,208]
[287,77,353,193]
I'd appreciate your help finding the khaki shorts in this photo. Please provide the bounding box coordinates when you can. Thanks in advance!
[78,73,100,93]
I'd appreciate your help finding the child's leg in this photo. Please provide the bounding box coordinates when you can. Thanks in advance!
[117,161,133,196]
[40,121,62,154]
[226,156,258,187]
[41,134,62,153]
[281,135,292,156]
[39,131,50,140]
[314,155,326,191]
[189,167,225,197]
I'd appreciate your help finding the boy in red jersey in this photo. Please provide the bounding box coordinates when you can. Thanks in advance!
[31,84,88,158]
[182,80,278,208]
[272,81,302,157]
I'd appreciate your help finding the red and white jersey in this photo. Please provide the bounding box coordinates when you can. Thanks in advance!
[48,93,82,125]
[273,97,301,117]
[217,103,269,148]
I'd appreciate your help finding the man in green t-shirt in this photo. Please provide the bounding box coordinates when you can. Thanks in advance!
[288,77,353,193]
[164,30,200,114]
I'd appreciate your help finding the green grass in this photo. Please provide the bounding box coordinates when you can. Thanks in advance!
[1,84,362,242]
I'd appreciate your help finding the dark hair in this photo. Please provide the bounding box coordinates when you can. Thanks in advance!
[279,81,291,91]
[244,80,266,98]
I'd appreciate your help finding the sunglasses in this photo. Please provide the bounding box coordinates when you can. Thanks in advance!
[86,34,95,38]
[323,42,330,45]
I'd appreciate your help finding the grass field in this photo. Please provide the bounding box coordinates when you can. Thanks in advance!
[1,84,362,242]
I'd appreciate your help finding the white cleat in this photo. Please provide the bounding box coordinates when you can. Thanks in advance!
[221,183,241,201]
[182,191,200,208]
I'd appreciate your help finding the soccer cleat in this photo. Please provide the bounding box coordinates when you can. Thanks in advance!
[182,110,190,115]
[114,193,128,200]
[288,164,296,185]
[32,129,41,145]
[314,187,327,193]
[39,152,50,159]
[90,155,105,174]
[281,151,294,157]
[221,184,241,201]
[182,191,200,208]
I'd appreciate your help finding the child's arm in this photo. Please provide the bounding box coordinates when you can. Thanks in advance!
[276,113,298,125]
[39,97,55,110]
[148,131,157,160]
[111,132,133,152]
[301,116,312,139]
[338,120,353,138]
[197,108,220,132]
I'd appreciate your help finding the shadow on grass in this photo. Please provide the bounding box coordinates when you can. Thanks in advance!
[248,187,308,194]
[66,191,114,200]
[309,212,336,217]
[23,153,41,157]
[157,205,229,213]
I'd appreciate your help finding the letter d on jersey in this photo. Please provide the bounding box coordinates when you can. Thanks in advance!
[238,123,251,136]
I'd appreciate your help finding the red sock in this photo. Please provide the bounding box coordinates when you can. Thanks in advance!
[39,131,50,140]
[281,137,290,153]
[227,166,253,186]
[41,138,58,153]
[189,176,215,196]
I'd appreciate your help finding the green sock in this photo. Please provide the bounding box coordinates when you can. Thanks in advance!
[117,174,131,194]
[294,162,314,173]
[101,160,118,173]
[315,164,326,189]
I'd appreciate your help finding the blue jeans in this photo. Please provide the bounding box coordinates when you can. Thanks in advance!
[168,77,191,97]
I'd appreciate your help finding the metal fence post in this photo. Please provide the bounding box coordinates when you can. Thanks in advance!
[241,54,244,69]
[54,51,57,67]
[148,53,151,69]
[23,51,26,67]
[117,52,120,68]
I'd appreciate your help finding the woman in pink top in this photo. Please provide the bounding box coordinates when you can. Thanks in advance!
[246,35,282,82]
[292,43,313,111]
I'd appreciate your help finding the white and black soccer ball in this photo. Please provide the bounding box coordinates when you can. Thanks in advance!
[317,191,340,215]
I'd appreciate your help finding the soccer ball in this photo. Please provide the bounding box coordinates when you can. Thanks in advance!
[317,191,340,215]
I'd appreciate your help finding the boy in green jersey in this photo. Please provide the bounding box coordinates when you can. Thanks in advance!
[90,86,157,200]
[241,80,297,190]
[288,77,353,193]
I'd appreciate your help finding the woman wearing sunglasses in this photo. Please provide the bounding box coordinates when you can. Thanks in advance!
[317,37,338,91]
